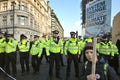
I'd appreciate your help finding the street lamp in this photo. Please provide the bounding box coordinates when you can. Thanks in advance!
[11,1,16,37]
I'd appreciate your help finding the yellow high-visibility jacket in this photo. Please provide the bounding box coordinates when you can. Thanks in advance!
[64,38,81,55]
[46,37,63,56]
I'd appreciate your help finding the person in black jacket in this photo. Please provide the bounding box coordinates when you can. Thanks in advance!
[80,43,119,80]
[116,39,120,54]
[116,39,120,75]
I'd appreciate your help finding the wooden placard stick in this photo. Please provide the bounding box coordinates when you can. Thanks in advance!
[92,37,97,75]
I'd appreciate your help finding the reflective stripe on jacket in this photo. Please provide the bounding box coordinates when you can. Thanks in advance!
[5,38,18,53]
[18,39,30,52]
[64,38,80,55]
[46,37,63,56]
[96,42,110,55]
[0,38,6,53]
[30,40,43,56]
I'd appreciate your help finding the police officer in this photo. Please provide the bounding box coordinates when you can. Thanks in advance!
[85,36,93,43]
[64,31,80,80]
[107,36,119,74]
[18,34,30,75]
[78,35,86,63]
[96,34,110,63]
[5,34,18,77]
[39,35,49,63]
[30,35,43,73]
[80,43,119,80]
[46,30,63,79]
[116,39,120,54]
[59,36,66,67]
[0,32,6,69]
[116,39,120,74]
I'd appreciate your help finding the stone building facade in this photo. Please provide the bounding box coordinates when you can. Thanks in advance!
[112,12,120,44]
[51,9,64,39]
[0,0,51,41]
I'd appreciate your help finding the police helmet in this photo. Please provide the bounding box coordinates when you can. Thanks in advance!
[42,34,46,38]
[70,31,76,35]
[34,35,39,38]
[52,30,59,34]
[102,34,107,39]
[0,32,3,35]
[7,34,13,37]
[20,34,27,39]
[78,35,82,38]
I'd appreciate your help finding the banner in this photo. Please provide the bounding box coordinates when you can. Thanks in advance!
[85,0,111,37]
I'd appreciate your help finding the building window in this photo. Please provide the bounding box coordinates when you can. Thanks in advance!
[0,4,1,11]
[3,3,7,11]
[37,23,39,30]
[34,21,36,28]
[34,10,36,15]
[18,15,28,25]
[21,5,27,11]
[30,6,33,13]
[18,1,20,10]
[30,18,33,27]
[19,2,27,11]
[34,0,36,4]
[40,6,42,10]
[3,16,7,25]
[37,3,39,6]
[10,15,13,25]
[36,12,39,18]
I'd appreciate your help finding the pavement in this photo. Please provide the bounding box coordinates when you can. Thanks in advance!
[0,54,120,80]
[0,55,81,80]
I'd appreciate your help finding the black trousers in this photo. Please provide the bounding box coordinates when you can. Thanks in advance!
[66,53,79,78]
[5,52,17,75]
[60,54,64,66]
[49,52,60,77]
[109,54,119,74]
[31,54,41,72]
[40,48,49,63]
[0,53,5,69]
[78,51,83,62]
[19,52,30,73]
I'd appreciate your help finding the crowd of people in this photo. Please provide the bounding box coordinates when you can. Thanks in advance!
[0,30,119,80]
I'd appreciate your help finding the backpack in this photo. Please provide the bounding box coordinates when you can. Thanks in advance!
[85,61,108,80]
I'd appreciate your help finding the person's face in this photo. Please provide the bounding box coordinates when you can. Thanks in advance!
[79,36,81,39]
[53,33,58,38]
[102,38,107,41]
[43,36,46,38]
[7,36,12,40]
[71,34,75,38]
[102,38,108,43]
[85,49,94,61]
[34,37,39,41]
[85,49,98,62]
[0,34,3,38]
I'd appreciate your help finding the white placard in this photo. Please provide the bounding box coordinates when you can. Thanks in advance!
[85,0,111,37]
